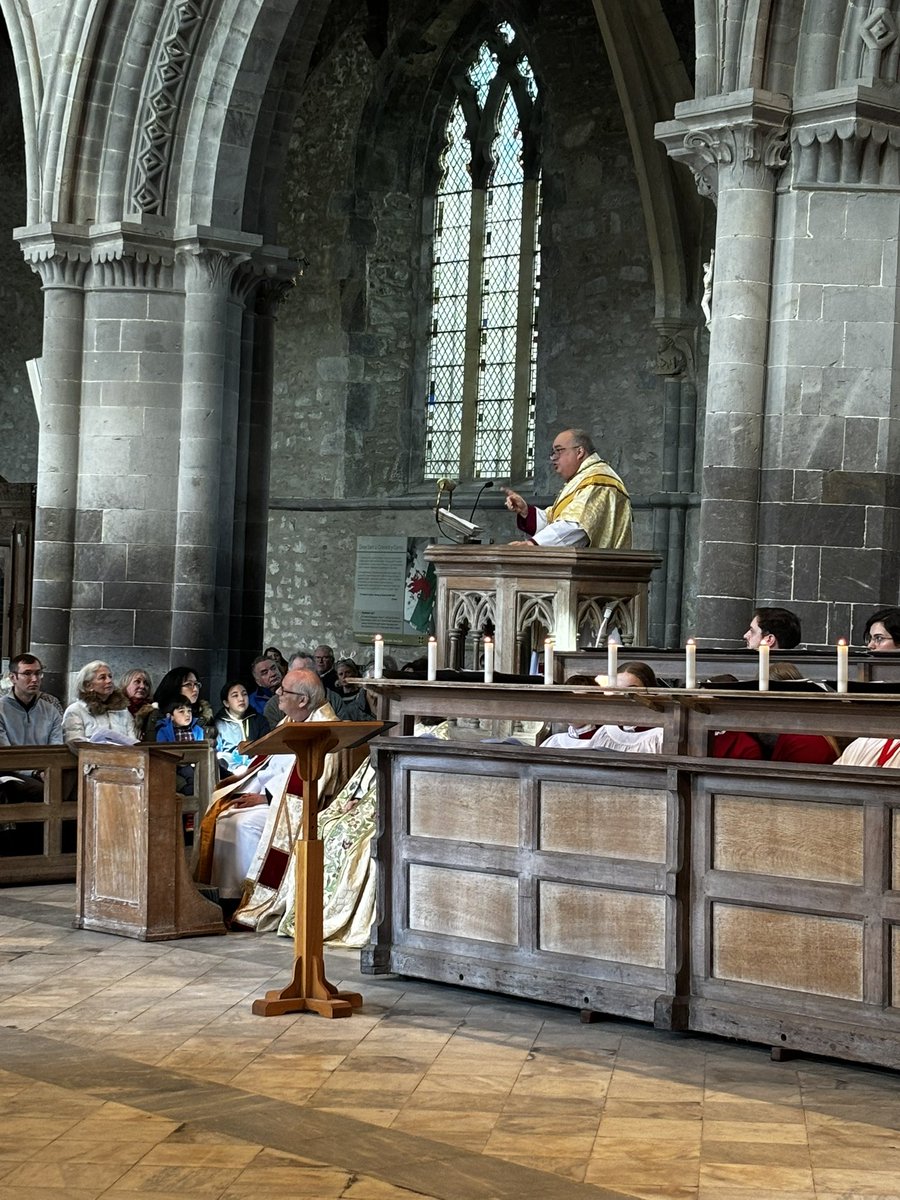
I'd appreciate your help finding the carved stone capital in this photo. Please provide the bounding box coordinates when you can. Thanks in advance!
[791,86,900,188]
[179,247,247,293]
[656,91,791,204]
[15,225,92,289]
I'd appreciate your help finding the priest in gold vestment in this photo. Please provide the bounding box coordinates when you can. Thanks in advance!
[503,428,631,548]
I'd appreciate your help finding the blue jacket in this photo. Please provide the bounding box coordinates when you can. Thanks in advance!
[154,715,206,743]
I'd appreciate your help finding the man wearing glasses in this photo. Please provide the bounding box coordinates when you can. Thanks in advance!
[503,427,631,548]
[0,654,64,805]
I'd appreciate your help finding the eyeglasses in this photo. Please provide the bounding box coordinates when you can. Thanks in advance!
[276,686,308,698]
[549,445,576,459]
[183,679,201,688]
[869,634,895,645]
[13,669,43,678]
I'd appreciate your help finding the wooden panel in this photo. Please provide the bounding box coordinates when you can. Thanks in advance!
[712,903,863,1000]
[539,781,667,862]
[713,794,863,884]
[90,779,142,904]
[408,864,518,944]
[892,812,900,891]
[539,881,666,968]
[409,770,518,846]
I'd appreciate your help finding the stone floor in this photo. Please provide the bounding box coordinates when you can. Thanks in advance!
[2,885,900,1200]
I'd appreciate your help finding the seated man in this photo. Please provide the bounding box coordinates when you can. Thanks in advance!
[264,652,372,725]
[743,605,802,651]
[247,654,282,717]
[196,668,338,928]
[0,654,64,801]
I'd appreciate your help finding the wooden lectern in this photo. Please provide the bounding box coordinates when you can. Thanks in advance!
[248,720,384,1019]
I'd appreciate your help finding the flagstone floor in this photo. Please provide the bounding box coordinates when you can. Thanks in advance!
[2,884,900,1200]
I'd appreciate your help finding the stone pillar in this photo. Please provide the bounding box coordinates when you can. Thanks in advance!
[173,244,250,677]
[20,236,89,694]
[657,95,790,641]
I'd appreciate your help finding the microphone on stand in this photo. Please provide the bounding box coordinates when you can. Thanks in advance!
[469,479,494,523]
[435,478,458,510]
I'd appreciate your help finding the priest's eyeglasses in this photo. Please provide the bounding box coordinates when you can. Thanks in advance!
[276,686,306,697]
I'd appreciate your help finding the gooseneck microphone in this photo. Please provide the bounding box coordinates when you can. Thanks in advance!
[469,479,495,523]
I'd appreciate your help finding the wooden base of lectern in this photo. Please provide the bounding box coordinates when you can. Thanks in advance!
[243,720,384,1019]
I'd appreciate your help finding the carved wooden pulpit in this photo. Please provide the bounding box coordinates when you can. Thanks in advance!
[247,720,384,1019]
[426,544,662,673]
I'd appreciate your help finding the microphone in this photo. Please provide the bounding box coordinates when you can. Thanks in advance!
[469,479,494,522]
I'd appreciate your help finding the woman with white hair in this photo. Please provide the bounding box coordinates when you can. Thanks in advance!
[62,661,137,746]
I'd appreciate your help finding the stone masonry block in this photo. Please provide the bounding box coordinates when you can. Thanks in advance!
[31,607,72,649]
[697,538,757,600]
[699,497,760,542]
[126,544,176,583]
[71,581,103,609]
[792,470,824,502]
[74,510,103,542]
[102,509,176,545]
[74,542,127,582]
[135,610,174,649]
[36,507,77,542]
[103,581,172,611]
[759,469,793,502]
[820,368,891,418]
[755,544,795,602]
[711,314,769,368]
[840,421,881,474]
[818,548,885,603]
[806,191,849,239]
[34,539,76,582]
[32,579,76,610]
[822,285,895,324]
[71,608,136,647]
[173,583,216,613]
[758,500,865,548]
[792,545,822,602]
[782,320,845,368]
[790,238,883,286]
[82,351,140,383]
[710,278,770,323]
[843,322,893,369]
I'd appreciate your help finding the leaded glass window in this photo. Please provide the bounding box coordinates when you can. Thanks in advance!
[424,23,541,481]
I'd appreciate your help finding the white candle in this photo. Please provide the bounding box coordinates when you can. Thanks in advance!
[607,640,618,684]
[685,638,697,689]
[373,634,384,679]
[427,636,437,681]
[837,637,849,693]
[543,638,555,686]
[758,642,769,691]
[483,637,494,684]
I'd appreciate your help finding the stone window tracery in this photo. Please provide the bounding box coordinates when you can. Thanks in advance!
[423,21,541,482]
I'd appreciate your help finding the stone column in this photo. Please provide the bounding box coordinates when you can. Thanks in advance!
[658,95,790,640]
[17,233,90,695]
[173,244,250,678]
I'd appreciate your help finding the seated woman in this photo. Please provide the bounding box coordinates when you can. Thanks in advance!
[63,662,137,745]
[264,646,290,676]
[862,607,900,652]
[214,681,269,774]
[143,666,215,742]
[540,661,664,753]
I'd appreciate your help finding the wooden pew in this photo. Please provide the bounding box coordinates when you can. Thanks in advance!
[0,745,77,884]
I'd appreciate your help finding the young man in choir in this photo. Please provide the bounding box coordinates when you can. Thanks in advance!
[742,606,801,650]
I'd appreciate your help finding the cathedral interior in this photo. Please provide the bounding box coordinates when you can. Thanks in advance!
[4,1,900,1196]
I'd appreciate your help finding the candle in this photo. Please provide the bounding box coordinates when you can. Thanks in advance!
[685,638,697,689]
[427,636,437,681]
[607,640,618,684]
[373,634,384,679]
[483,637,494,684]
[837,637,849,693]
[758,642,769,691]
[543,637,555,686]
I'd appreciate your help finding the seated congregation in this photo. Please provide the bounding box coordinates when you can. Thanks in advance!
[5,603,900,947]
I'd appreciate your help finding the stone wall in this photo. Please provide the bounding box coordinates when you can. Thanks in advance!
[266,0,668,655]
[0,25,42,483]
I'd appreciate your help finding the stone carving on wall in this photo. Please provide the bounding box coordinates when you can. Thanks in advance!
[840,3,900,85]
[654,322,697,378]
[681,123,790,202]
[26,248,90,290]
[701,252,714,330]
[792,119,900,188]
[131,0,211,215]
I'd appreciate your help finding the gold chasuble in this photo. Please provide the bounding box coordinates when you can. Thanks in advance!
[546,452,632,548]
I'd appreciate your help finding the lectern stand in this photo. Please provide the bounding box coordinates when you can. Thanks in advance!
[248,720,384,1019]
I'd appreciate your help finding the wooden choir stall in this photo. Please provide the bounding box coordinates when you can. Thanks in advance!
[362,676,900,1070]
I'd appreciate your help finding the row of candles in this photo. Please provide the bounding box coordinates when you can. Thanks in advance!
[371,634,854,692]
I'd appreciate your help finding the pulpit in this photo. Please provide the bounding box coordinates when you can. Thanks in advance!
[248,720,384,1018]
[75,743,225,940]
[426,544,662,673]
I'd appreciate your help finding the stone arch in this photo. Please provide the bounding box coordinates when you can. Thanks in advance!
[0,0,41,216]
